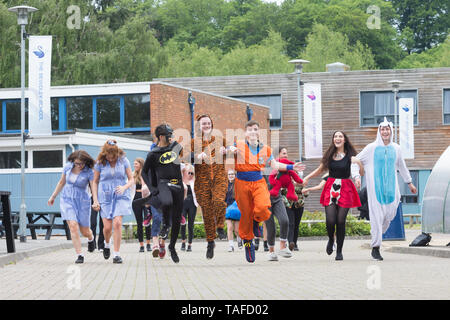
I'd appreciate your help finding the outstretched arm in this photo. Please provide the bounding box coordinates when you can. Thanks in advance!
[302,163,325,187]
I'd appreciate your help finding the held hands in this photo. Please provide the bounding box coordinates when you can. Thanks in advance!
[293,162,306,172]
[197,152,208,161]
[92,201,100,212]
[220,146,227,155]
[354,177,361,190]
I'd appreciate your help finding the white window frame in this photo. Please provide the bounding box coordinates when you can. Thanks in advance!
[0,146,65,174]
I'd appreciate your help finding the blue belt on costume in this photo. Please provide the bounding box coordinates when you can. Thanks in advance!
[236,171,263,181]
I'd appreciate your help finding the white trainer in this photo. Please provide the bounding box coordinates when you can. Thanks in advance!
[278,247,293,258]
[267,251,278,261]
[228,245,234,252]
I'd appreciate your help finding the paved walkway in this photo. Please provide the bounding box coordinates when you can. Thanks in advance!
[1,229,449,300]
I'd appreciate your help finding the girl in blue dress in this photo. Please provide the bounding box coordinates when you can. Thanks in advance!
[48,150,96,264]
[92,140,134,264]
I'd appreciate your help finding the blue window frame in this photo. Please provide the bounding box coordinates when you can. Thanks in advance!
[1,94,150,134]
[360,90,418,127]
[444,89,450,125]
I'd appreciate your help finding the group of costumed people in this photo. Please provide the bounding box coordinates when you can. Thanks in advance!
[49,114,416,264]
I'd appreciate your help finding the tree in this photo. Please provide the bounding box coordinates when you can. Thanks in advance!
[301,24,376,72]
[391,0,449,52]
[396,35,450,68]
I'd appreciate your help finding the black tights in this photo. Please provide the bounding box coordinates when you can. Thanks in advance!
[325,204,349,254]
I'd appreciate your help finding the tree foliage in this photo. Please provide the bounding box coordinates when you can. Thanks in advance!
[0,0,448,88]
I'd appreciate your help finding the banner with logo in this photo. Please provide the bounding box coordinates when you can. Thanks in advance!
[303,83,322,159]
[398,97,414,159]
[28,36,52,136]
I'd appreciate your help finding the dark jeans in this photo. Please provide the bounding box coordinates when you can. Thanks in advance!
[287,206,304,245]
[133,192,151,243]
[90,205,104,248]
[180,197,197,244]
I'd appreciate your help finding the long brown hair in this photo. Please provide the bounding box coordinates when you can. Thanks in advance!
[97,139,125,166]
[133,157,145,185]
[321,131,357,170]
[68,150,95,168]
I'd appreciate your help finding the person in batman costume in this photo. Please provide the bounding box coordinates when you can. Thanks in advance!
[139,124,184,263]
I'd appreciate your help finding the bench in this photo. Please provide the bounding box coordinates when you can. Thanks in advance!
[403,213,421,228]
[0,191,15,253]
[2,211,71,240]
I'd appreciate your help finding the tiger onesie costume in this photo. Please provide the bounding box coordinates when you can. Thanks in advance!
[191,115,228,247]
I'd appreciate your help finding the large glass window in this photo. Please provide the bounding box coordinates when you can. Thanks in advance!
[360,90,418,126]
[444,89,450,124]
[0,151,29,169]
[33,150,63,168]
[66,97,92,129]
[400,170,419,204]
[96,97,121,128]
[230,95,282,129]
[4,100,29,131]
[124,94,150,128]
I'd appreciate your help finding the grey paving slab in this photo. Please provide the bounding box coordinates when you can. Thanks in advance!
[1,232,450,300]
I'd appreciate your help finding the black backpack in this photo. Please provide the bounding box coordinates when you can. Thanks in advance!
[409,233,432,247]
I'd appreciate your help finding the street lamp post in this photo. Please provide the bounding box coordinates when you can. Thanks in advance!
[8,5,38,243]
[289,59,310,161]
[388,80,403,144]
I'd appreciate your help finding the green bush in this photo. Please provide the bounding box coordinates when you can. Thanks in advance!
[125,211,371,240]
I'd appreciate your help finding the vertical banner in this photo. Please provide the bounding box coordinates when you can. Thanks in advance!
[28,36,52,136]
[398,97,414,159]
[303,83,322,159]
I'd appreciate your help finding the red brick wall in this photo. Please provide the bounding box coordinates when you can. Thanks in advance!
[150,82,271,157]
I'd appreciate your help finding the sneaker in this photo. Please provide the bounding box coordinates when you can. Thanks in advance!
[180,215,186,226]
[103,247,111,260]
[143,213,152,227]
[152,244,159,258]
[267,251,278,261]
[75,255,84,264]
[186,244,192,252]
[243,239,255,263]
[181,242,186,251]
[254,238,260,251]
[217,228,227,241]
[206,241,215,259]
[279,247,293,258]
[146,244,151,252]
[98,242,105,251]
[264,241,269,252]
[326,239,334,255]
[288,242,295,251]
[169,247,179,263]
[139,246,145,253]
[88,240,96,252]
[113,256,123,264]
[253,221,263,238]
[293,244,299,251]
[159,242,166,259]
[371,247,384,261]
[228,245,234,252]
[159,224,170,240]
[237,239,243,249]
[335,252,343,261]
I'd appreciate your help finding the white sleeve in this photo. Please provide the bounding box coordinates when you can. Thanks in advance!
[356,144,372,166]
[397,148,412,183]
[351,163,361,179]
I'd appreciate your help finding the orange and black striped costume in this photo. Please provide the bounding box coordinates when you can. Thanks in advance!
[191,133,228,242]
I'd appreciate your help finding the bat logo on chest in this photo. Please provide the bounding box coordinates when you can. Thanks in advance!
[159,151,177,164]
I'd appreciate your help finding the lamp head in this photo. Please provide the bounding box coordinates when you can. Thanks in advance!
[8,5,38,25]
[289,59,310,74]
[388,80,403,90]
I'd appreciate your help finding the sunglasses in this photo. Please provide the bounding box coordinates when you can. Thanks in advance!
[74,162,85,167]
[188,172,194,176]
[107,140,117,146]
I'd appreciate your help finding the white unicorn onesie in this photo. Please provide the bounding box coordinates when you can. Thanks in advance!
[356,117,416,260]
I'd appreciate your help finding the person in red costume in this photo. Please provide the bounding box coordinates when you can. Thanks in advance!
[269,157,303,201]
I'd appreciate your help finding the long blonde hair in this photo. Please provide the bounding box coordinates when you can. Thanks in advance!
[133,157,145,185]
